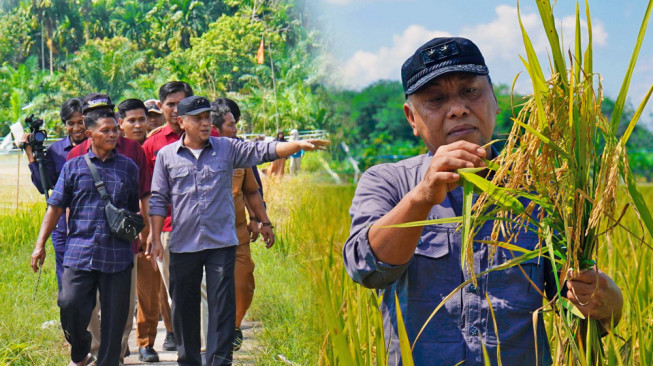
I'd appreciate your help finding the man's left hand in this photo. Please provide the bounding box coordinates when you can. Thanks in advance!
[260,225,275,249]
[566,267,623,328]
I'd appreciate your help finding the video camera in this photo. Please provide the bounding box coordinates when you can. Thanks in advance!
[20,114,51,196]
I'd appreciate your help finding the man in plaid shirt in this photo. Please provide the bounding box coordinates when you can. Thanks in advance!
[31,109,140,366]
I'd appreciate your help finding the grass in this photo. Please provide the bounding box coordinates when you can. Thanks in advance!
[0,202,68,365]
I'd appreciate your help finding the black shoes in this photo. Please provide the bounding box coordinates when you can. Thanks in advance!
[138,346,160,362]
[162,331,177,351]
[233,327,243,351]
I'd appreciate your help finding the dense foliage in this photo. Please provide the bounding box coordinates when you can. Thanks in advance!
[0,0,332,137]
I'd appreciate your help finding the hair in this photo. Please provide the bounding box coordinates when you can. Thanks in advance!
[117,98,147,119]
[85,109,117,130]
[212,97,241,122]
[210,105,233,131]
[60,98,83,123]
[158,81,193,103]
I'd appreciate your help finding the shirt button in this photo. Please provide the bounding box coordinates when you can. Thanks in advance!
[469,326,478,336]
[417,239,423,246]
[468,284,477,293]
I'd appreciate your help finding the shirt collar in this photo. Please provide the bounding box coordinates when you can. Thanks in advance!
[175,133,213,152]
[162,124,182,139]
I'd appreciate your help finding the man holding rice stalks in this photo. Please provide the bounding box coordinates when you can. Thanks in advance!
[343,37,623,365]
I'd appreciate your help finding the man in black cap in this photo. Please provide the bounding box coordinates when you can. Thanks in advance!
[343,37,623,365]
[148,96,328,365]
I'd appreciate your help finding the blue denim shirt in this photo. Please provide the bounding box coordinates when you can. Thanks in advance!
[149,136,278,253]
[343,154,555,365]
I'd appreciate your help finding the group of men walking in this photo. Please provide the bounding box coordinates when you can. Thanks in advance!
[28,81,326,366]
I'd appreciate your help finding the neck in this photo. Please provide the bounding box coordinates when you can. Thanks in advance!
[69,135,85,147]
[184,135,204,150]
[168,121,183,135]
[91,145,112,161]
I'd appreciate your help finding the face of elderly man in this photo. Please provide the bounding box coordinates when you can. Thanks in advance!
[404,72,499,154]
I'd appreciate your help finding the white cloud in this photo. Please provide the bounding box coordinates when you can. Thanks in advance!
[339,5,609,93]
[340,25,450,89]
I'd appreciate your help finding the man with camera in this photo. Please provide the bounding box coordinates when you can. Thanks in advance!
[31,109,141,366]
[23,98,86,290]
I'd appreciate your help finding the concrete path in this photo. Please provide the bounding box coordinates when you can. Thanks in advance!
[123,319,261,365]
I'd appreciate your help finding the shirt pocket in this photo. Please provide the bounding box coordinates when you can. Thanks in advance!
[486,233,545,310]
[406,226,462,343]
[204,163,230,188]
[169,165,194,194]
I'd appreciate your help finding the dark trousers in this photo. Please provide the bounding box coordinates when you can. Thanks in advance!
[170,246,236,366]
[58,265,132,366]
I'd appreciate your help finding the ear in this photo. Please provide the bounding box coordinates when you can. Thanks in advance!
[157,100,162,109]
[177,116,185,130]
[85,129,93,138]
[404,102,419,137]
[118,118,124,129]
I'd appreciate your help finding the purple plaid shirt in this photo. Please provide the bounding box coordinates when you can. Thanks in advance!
[29,136,82,251]
[48,149,140,273]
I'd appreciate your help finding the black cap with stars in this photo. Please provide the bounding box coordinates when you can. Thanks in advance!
[177,96,214,116]
[401,37,489,96]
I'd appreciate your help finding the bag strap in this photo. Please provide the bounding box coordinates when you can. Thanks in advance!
[83,153,111,202]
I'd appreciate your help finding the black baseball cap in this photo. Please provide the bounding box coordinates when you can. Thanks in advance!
[144,99,163,114]
[177,96,214,116]
[82,93,115,114]
[401,37,489,96]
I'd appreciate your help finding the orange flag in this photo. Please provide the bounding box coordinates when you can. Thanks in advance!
[256,38,265,64]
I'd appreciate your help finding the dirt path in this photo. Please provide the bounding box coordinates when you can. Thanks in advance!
[123,319,261,365]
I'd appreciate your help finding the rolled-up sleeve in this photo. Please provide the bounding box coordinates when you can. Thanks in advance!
[228,139,279,168]
[343,166,412,289]
[149,149,170,218]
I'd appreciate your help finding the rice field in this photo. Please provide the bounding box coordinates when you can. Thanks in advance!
[0,164,651,364]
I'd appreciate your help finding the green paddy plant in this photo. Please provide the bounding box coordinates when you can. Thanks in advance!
[447,1,653,365]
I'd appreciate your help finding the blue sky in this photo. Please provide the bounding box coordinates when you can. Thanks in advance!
[309,0,653,128]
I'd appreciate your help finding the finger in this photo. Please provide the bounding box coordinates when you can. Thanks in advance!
[430,156,480,172]
[435,141,486,157]
[567,268,600,284]
[150,255,159,271]
[566,280,597,296]
[441,149,487,168]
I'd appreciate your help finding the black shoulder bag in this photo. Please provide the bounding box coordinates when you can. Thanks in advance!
[84,154,145,242]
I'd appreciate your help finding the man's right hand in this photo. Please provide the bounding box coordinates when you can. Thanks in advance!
[22,134,35,163]
[30,245,46,273]
[415,140,487,206]
[145,237,163,271]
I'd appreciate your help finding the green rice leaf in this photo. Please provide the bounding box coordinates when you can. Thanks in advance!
[458,170,524,214]
[619,83,653,145]
[395,294,414,366]
[461,178,474,272]
[511,118,570,160]
[610,0,653,132]
[622,162,653,239]
[574,2,582,82]
[534,0,568,85]
[485,293,502,366]
[583,0,593,76]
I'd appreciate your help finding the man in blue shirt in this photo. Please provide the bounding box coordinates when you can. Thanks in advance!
[148,96,328,366]
[31,109,140,366]
[343,37,623,365]
[23,98,86,289]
